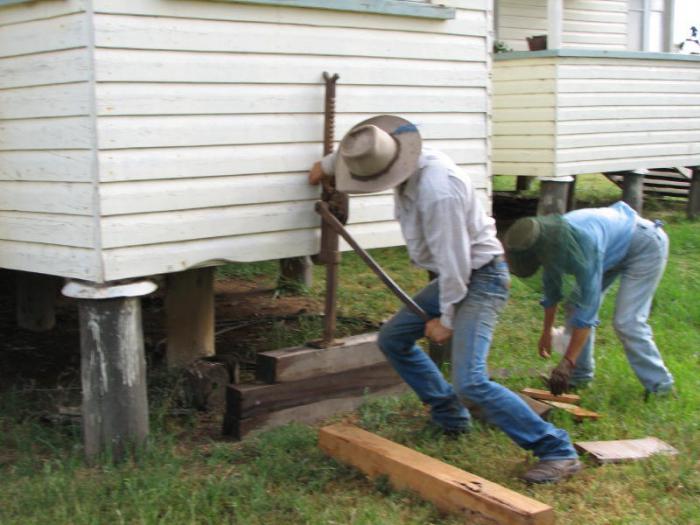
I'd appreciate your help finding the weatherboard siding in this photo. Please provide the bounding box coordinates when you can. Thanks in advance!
[492,53,700,178]
[88,0,491,281]
[561,0,627,50]
[496,0,547,52]
[0,0,490,282]
[492,58,557,177]
[0,3,99,279]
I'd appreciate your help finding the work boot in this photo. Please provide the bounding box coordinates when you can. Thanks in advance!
[520,459,582,484]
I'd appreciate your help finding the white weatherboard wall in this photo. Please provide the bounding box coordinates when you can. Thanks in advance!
[0,0,491,282]
[0,0,100,280]
[493,52,700,178]
[561,0,627,50]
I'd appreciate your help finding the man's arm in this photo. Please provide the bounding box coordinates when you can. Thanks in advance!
[539,304,557,358]
[420,190,472,339]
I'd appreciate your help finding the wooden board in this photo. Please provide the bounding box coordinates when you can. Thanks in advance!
[319,423,555,525]
[227,362,403,419]
[224,384,408,440]
[521,388,581,405]
[543,401,600,421]
[256,332,385,383]
[574,437,678,464]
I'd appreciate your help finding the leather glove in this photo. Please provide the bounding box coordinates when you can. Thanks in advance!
[549,357,575,396]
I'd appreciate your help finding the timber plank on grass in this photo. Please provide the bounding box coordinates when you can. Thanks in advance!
[574,437,678,464]
[521,387,581,405]
[224,384,408,440]
[319,423,555,525]
[256,332,385,383]
[227,362,402,419]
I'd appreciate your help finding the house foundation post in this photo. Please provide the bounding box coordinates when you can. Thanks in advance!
[62,280,157,463]
[537,177,571,215]
[515,176,532,193]
[16,271,60,331]
[278,256,313,290]
[687,167,700,220]
[165,267,215,368]
[622,170,645,214]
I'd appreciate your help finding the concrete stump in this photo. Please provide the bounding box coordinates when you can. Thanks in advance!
[687,168,700,220]
[622,171,645,214]
[537,179,571,215]
[63,280,156,463]
[278,256,313,290]
[516,176,533,193]
[165,267,215,368]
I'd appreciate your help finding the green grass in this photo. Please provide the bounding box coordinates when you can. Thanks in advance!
[2,194,699,524]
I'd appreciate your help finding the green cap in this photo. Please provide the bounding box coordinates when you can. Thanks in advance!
[503,217,543,277]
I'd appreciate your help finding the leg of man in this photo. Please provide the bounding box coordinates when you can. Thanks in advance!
[613,221,674,393]
[451,261,578,462]
[378,280,470,431]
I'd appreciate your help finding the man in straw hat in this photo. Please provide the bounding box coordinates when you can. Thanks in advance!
[309,115,581,483]
[503,201,674,398]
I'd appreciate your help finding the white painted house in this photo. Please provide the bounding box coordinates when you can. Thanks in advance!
[0,0,491,283]
[0,0,492,457]
[492,0,700,193]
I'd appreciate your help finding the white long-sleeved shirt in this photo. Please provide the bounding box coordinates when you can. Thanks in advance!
[321,148,503,329]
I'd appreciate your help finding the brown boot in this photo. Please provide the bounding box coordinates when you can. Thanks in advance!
[521,459,582,484]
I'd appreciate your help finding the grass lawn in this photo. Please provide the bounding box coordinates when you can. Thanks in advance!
[1,175,699,524]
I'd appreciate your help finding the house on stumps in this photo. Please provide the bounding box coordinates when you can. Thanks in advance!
[492,0,700,216]
[0,0,492,458]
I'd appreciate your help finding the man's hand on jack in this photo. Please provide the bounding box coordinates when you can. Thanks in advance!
[425,318,453,345]
[308,161,324,186]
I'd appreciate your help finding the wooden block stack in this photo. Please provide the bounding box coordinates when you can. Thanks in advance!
[223,333,407,439]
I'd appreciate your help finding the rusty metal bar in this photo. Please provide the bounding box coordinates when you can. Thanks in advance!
[316,201,430,322]
[319,71,342,346]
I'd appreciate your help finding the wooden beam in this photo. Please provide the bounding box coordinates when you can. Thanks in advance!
[256,332,385,383]
[521,388,581,405]
[319,423,555,525]
[165,267,215,368]
[228,362,402,419]
[225,384,407,439]
[543,401,600,421]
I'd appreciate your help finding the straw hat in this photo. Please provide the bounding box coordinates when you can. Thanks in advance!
[335,115,421,194]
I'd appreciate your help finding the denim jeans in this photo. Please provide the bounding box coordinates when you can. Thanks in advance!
[378,259,577,460]
[569,219,674,393]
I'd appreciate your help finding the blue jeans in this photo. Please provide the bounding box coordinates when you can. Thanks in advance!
[378,259,577,460]
[569,219,674,393]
